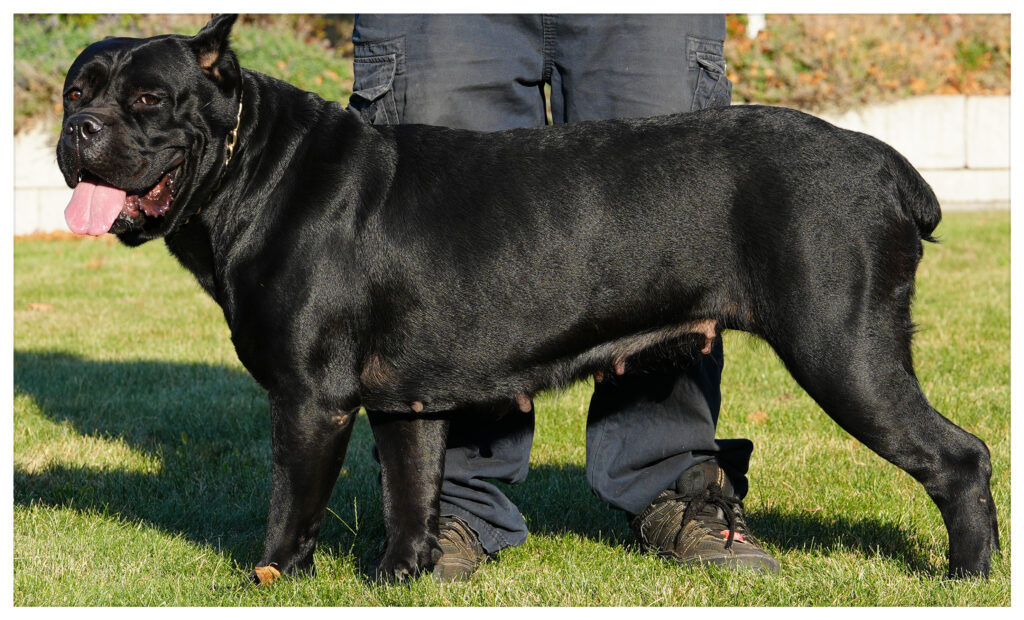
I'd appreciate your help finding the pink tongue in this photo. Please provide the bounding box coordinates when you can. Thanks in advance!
[65,181,127,236]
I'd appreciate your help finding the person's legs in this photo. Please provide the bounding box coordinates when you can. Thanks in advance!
[546,12,742,511]
[352,14,547,131]
[352,12,773,573]
[351,15,544,567]
[584,344,727,516]
[439,404,534,553]
[548,14,730,123]
[549,15,774,569]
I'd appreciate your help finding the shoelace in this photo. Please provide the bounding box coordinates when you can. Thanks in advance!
[652,485,745,549]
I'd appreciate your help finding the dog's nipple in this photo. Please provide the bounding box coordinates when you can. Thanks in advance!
[515,393,532,413]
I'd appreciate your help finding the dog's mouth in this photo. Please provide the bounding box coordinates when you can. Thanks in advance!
[64,156,185,236]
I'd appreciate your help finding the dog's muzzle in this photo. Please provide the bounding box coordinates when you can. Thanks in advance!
[63,112,105,150]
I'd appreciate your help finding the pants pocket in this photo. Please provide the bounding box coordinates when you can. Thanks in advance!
[688,36,732,111]
[350,36,405,125]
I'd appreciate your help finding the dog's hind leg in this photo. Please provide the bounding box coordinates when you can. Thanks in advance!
[253,395,357,584]
[368,411,449,581]
[763,308,998,577]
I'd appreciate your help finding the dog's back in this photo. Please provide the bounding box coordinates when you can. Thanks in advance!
[341,105,937,412]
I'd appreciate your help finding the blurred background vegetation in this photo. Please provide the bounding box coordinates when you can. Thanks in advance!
[13,13,1010,134]
[726,14,1010,110]
[14,14,355,133]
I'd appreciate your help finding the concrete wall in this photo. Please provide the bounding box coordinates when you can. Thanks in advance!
[819,95,1009,207]
[15,126,73,235]
[13,95,1010,235]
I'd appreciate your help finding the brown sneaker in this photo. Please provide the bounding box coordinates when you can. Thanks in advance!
[630,461,780,572]
[433,515,489,581]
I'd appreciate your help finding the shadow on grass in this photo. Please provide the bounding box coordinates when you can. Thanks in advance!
[506,465,935,573]
[13,349,386,575]
[15,350,936,577]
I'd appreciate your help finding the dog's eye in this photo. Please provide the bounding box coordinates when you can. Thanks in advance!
[136,94,161,106]
[65,88,82,102]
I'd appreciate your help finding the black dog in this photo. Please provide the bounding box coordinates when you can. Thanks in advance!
[57,15,998,582]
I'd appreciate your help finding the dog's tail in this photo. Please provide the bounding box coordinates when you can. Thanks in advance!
[888,150,942,242]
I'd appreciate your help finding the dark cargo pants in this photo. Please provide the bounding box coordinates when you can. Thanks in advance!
[350,14,753,554]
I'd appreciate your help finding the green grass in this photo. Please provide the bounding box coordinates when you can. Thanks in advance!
[13,212,1010,605]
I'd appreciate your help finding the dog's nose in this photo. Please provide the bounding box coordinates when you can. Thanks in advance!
[63,113,104,143]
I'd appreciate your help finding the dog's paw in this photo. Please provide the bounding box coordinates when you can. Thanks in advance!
[374,538,443,582]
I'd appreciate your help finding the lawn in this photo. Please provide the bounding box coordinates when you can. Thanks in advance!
[13,211,1010,605]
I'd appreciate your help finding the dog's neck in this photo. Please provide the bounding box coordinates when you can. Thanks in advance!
[164,83,245,301]
[164,72,375,309]
[184,85,244,226]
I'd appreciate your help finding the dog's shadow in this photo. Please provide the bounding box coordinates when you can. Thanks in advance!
[13,349,387,574]
[506,465,934,573]
[14,350,934,577]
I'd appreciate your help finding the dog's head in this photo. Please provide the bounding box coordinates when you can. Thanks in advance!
[58,14,242,245]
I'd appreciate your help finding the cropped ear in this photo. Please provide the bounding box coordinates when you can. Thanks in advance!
[191,14,239,87]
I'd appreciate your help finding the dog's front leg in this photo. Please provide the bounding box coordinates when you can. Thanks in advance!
[253,393,357,584]
[368,411,449,581]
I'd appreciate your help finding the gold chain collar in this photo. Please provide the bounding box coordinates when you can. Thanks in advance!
[222,92,243,168]
[184,89,243,226]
